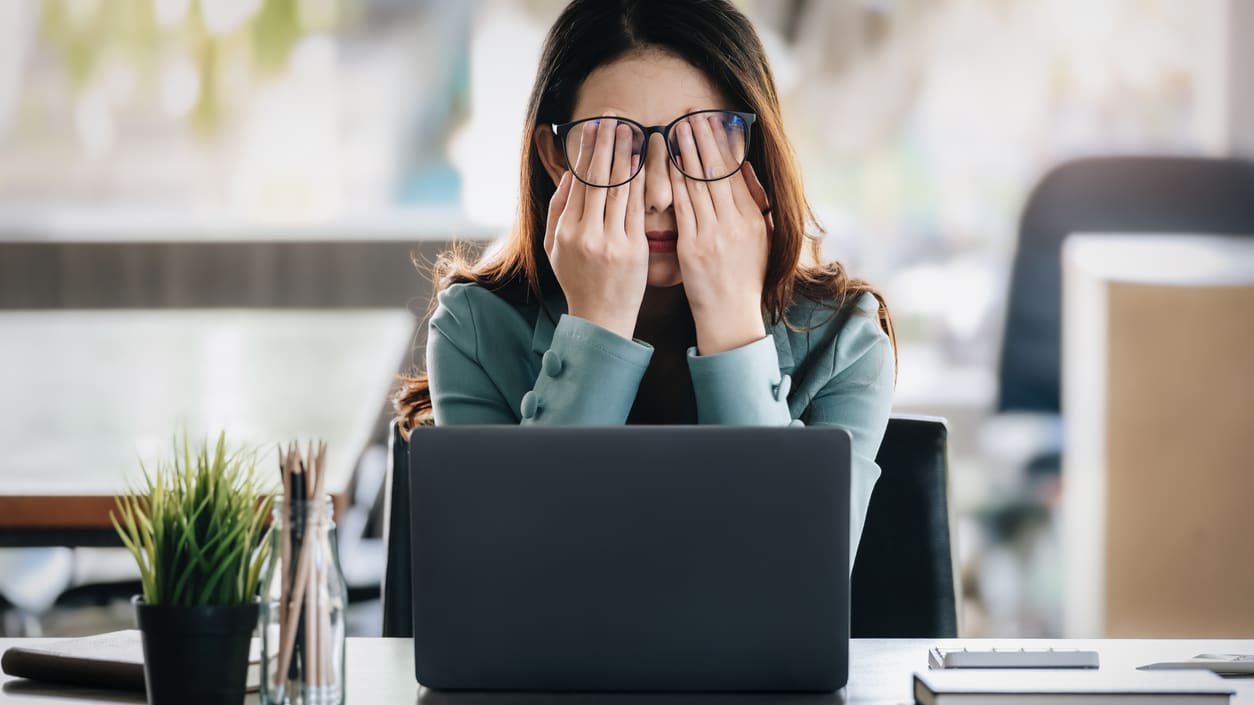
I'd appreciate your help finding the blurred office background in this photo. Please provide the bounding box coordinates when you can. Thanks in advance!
[1,0,1251,639]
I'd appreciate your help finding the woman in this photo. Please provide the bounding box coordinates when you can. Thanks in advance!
[395,0,896,555]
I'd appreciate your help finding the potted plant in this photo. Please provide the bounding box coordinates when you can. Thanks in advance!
[112,431,273,705]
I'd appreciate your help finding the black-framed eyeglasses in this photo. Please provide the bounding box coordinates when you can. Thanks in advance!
[551,109,757,188]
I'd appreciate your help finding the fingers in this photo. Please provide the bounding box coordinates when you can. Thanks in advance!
[710,114,742,172]
[673,120,717,227]
[566,121,597,223]
[742,160,770,213]
[580,116,618,226]
[544,170,573,256]
[688,114,737,217]
[624,154,645,241]
[741,161,774,237]
[727,171,758,220]
[604,123,634,229]
[669,158,696,242]
[713,120,757,217]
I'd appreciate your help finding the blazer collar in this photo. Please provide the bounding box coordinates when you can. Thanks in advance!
[771,317,796,374]
[530,288,795,374]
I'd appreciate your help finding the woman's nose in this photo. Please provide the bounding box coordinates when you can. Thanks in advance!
[641,133,672,214]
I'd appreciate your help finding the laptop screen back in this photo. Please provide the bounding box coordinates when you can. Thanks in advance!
[409,425,851,692]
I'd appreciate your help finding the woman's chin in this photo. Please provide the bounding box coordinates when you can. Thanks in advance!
[647,256,683,288]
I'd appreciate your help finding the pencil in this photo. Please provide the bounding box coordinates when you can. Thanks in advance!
[276,446,292,692]
[306,542,319,688]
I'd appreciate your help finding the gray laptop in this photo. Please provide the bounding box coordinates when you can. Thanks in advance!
[408,426,851,692]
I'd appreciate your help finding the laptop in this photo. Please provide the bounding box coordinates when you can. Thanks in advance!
[408,425,852,692]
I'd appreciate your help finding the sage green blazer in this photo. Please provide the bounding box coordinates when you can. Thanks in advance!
[425,282,896,560]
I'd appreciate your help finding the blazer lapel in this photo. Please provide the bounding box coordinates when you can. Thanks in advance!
[771,317,796,375]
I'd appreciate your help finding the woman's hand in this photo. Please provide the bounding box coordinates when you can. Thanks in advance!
[669,113,773,355]
[544,116,649,341]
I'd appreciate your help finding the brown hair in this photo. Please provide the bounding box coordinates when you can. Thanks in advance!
[395,0,895,437]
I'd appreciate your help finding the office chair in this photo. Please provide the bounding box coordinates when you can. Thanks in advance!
[381,417,417,637]
[850,414,956,637]
[382,415,957,639]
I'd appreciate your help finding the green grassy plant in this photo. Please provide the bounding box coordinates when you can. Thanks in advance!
[111,431,273,607]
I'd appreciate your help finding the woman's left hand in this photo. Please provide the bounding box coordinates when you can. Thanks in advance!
[670,113,774,355]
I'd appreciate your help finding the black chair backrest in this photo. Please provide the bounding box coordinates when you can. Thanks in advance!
[999,156,1254,413]
[381,418,417,638]
[850,414,955,637]
[382,416,956,639]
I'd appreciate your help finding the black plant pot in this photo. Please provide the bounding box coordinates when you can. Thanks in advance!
[133,596,259,705]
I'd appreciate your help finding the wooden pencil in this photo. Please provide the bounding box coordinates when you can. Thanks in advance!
[306,541,318,688]
[276,445,292,692]
[307,440,324,688]
[311,441,325,687]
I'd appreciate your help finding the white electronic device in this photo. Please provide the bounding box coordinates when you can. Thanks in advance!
[1138,653,1254,675]
[928,647,1101,670]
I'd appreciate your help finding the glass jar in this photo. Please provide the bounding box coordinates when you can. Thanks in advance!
[258,497,347,705]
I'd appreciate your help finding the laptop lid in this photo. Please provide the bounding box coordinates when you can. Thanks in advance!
[409,426,851,692]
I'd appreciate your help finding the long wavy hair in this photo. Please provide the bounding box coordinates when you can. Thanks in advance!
[395,0,895,437]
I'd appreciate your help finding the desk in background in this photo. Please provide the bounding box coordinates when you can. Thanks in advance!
[2,638,1254,704]
[0,309,416,546]
[1062,234,1254,638]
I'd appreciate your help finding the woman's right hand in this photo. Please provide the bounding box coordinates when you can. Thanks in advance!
[543,116,649,341]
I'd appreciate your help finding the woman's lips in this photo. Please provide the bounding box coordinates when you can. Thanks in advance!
[645,230,677,253]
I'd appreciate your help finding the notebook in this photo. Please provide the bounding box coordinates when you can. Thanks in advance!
[914,669,1234,705]
[1,630,260,692]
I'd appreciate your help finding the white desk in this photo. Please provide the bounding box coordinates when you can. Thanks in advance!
[3,638,1254,704]
[0,309,415,545]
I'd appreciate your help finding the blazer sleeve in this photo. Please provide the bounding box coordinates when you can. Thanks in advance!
[427,284,654,425]
[802,303,895,565]
[686,294,895,562]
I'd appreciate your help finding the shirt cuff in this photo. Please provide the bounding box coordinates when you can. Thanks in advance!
[686,334,793,425]
[520,314,653,424]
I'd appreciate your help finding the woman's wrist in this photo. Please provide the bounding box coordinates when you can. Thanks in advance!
[566,307,639,342]
[693,306,767,356]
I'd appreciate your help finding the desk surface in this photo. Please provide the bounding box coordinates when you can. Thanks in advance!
[0,206,500,243]
[1066,233,1254,285]
[0,309,415,541]
[3,638,1253,704]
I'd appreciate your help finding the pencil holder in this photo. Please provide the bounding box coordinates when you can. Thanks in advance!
[259,497,347,705]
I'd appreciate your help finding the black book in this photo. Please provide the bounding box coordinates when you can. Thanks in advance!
[2,630,260,692]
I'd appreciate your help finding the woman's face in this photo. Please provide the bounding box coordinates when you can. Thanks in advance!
[537,50,735,288]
